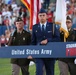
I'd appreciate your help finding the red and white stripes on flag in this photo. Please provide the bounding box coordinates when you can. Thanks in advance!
[21,0,41,30]
[21,0,30,11]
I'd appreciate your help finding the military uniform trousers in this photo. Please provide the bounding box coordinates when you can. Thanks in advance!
[35,58,55,75]
[12,64,29,75]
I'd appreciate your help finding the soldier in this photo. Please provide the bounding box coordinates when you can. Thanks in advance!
[58,16,76,75]
[31,8,60,75]
[8,17,31,75]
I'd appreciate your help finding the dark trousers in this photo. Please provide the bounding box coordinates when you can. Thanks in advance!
[68,63,76,75]
[21,65,29,75]
[35,58,55,75]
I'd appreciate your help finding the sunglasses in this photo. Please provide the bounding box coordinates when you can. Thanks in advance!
[66,21,71,23]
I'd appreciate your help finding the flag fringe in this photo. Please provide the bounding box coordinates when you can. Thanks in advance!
[21,0,30,11]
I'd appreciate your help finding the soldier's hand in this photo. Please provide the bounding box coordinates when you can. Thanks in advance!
[73,28,76,30]
[40,39,48,45]
[27,56,33,59]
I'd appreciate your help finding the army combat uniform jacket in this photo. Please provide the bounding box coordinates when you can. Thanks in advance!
[8,29,31,66]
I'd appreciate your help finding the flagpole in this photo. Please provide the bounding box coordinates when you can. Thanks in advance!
[64,36,66,42]
[55,0,69,42]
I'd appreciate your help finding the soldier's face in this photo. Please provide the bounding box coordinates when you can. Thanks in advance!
[66,21,72,29]
[38,13,47,23]
[16,21,24,30]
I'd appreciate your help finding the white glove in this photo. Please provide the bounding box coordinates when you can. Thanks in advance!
[5,45,8,47]
[74,59,76,64]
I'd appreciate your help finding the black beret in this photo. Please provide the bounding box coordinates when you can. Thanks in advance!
[15,17,23,22]
[66,16,72,22]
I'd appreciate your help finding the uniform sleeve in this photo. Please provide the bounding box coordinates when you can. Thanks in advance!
[31,26,37,45]
[27,33,31,45]
[73,30,76,41]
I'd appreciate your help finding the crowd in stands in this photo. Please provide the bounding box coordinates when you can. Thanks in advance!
[0,0,76,47]
[0,0,29,26]
[0,0,29,47]
[46,0,76,24]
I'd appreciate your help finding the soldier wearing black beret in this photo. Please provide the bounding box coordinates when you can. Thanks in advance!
[8,17,31,75]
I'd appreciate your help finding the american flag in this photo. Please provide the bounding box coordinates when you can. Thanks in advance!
[21,0,41,30]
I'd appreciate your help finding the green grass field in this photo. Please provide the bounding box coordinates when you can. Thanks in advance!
[0,59,60,75]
